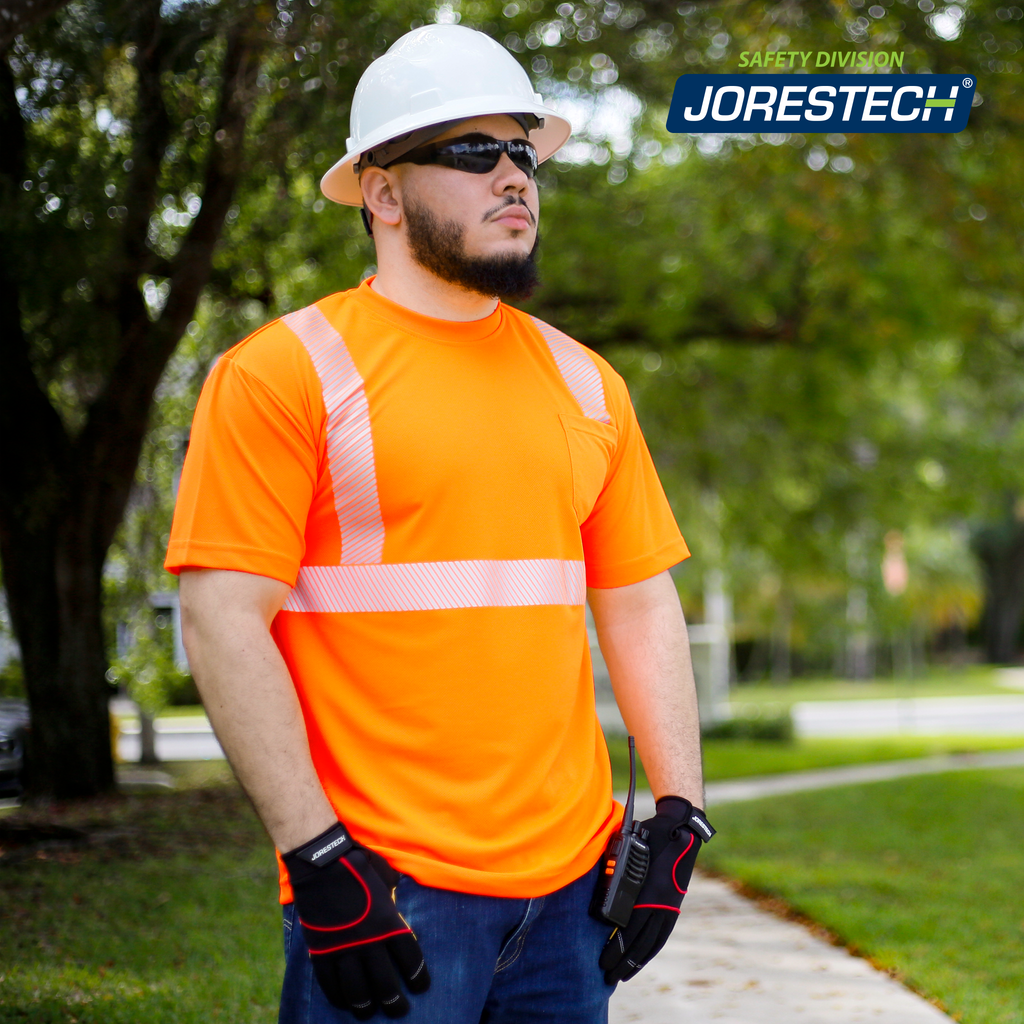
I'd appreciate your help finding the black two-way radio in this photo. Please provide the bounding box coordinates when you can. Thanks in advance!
[589,735,651,928]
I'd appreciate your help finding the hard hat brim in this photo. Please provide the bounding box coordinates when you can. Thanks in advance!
[320,101,573,207]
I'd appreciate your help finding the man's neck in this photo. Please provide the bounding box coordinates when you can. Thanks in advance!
[370,259,499,322]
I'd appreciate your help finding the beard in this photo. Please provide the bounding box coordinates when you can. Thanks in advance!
[404,197,540,301]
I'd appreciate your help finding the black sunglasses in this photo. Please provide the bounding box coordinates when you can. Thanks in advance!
[387,133,539,178]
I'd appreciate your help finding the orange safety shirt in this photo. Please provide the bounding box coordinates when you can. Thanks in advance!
[165,279,689,902]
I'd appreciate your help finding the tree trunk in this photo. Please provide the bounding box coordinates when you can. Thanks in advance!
[138,710,159,765]
[845,585,873,680]
[0,515,115,797]
[770,593,792,683]
[0,13,261,799]
[972,506,1024,665]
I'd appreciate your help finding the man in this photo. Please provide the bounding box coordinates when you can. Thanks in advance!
[166,23,711,1024]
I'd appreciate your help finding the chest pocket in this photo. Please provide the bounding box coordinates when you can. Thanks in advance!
[560,413,618,524]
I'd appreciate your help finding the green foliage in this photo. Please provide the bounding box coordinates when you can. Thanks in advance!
[7,0,1024,807]
[729,664,1014,707]
[6,0,437,425]
[105,624,193,716]
[109,0,1023,673]
[499,0,1024,664]
[702,770,1024,1024]
[0,660,25,699]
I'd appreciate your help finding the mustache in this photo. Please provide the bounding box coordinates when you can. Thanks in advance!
[483,196,536,225]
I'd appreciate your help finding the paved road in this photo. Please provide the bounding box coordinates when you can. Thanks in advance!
[116,716,224,762]
[129,674,1024,763]
[792,693,1024,737]
[122,711,1024,791]
[603,693,1024,738]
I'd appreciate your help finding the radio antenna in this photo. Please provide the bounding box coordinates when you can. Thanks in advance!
[624,735,637,828]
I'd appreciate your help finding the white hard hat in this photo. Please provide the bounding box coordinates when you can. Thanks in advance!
[320,24,573,207]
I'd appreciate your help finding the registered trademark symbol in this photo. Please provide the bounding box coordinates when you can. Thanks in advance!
[963,77,973,88]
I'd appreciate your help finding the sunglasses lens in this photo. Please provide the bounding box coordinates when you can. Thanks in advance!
[507,141,538,177]
[439,139,537,177]
[445,142,504,173]
[399,136,539,177]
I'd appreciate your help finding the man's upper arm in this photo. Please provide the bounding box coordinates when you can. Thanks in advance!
[587,570,681,628]
[180,568,292,632]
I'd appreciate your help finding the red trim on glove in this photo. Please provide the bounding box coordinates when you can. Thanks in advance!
[297,860,371,931]
[671,833,695,895]
[633,903,682,913]
[307,927,414,955]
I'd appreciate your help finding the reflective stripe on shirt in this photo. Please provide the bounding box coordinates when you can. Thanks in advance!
[530,316,612,425]
[282,559,586,613]
[282,305,385,565]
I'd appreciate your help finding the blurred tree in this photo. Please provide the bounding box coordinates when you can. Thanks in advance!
[0,0,425,798]
[5,0,1024,803]
[507,0,1024,667]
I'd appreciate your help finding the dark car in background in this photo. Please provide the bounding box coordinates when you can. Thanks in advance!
[0,699,29,796]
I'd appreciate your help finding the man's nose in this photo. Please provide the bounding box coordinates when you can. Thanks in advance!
[494,151,530,193]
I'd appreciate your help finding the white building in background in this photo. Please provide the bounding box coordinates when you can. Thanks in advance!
[0,590,20,671]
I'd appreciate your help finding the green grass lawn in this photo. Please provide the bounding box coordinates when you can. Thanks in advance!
[607,734,1024,791]
[3,760,1023,1023]
[728,665,1013,710]
[0,785,282,1023]
[699,768,1024,1024]
[150,705,212,719]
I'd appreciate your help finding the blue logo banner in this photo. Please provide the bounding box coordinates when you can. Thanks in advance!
[666,74,976,133]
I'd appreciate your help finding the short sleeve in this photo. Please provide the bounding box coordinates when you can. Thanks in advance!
[579,365,690,588]
[164,333,323,586]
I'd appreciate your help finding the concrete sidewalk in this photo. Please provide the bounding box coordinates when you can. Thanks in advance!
[609,751,1024,1022]
[609,870,954,1023]
[625,746,1024,820]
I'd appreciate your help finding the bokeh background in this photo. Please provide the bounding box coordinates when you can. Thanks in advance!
[1,0,1023,793]
[4,6,1024,1023]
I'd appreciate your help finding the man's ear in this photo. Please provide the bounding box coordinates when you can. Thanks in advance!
[360,167,402,229]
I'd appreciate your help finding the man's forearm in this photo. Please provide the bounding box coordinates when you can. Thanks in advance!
[179,569,337,851]
[588,570,704,807]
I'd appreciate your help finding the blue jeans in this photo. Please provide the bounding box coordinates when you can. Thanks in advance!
[279,861,616,1024]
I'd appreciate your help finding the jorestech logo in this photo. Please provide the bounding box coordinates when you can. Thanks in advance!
[666,74,976,134]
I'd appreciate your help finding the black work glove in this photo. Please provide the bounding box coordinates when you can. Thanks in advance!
[599,796,715,984]
[282,823,430,1020]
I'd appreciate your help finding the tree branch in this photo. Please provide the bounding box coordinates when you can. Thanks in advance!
[109,0,173,334]
[0,56,71,529]
[76,10,264,556]
[164,15,261,290]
